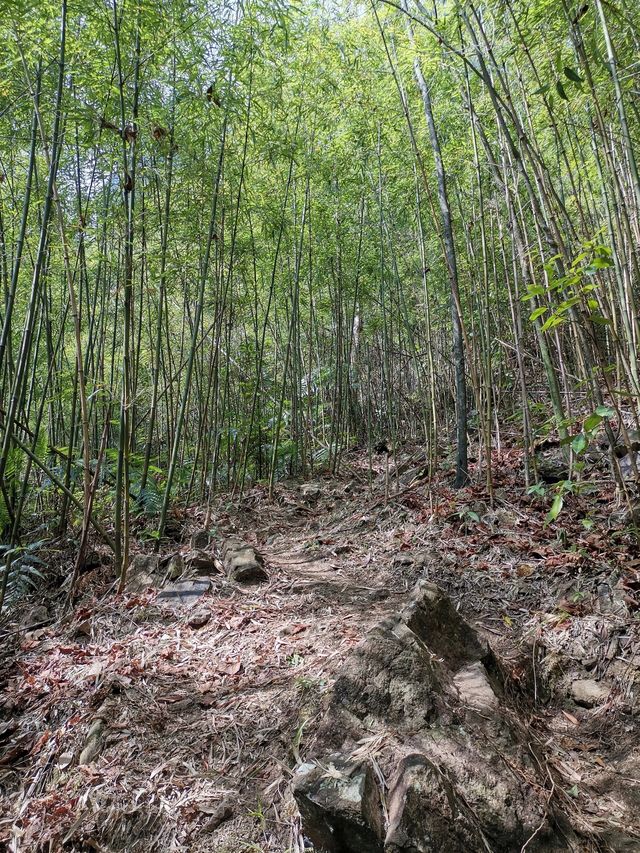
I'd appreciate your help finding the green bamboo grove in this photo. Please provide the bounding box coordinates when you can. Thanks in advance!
[1,0,639,598]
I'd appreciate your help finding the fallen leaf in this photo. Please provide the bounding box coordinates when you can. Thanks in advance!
[217,659,242,675]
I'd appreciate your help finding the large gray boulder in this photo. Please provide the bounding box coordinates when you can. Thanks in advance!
[294,582,574,852]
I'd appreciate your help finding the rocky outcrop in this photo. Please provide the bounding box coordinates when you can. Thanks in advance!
[221,537,268,584]
[294,582,574,852]
[294,757,384,853]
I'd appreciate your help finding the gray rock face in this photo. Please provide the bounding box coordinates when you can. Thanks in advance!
[385,755,479,853]
[295,582,573,853]
[186,550,219,575]
[453,661,499,711]
[329,620,442,736]
[165,553,184,580]
[535,445,569,484]
[293,757,384,853]
[222,537,268,584]
[127,554,161,591]
[157,578,210,609]
[402,582,489,671]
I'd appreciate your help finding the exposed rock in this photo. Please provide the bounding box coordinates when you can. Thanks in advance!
[23,605,48,628]
[596,580,629,616]
[202,797,235,833]
[127,554,161,591]
[165,553,184,580]
[72,619,92,638]
[130,554,160,573]
[393,551,430,571]
[188,607,211,629]
[328,618,442,738]
[453,661,499,712]
[186,550,219,575]
[401,581,491,672]
[300,483,322,501]
[535,445,569,484]
[190,530,211,550]
[385,754,480,852]
[293,757,384,853]
[570,678,610,708]
[297,582,573,852]
[157,578,210,610]
[222,537,268,584]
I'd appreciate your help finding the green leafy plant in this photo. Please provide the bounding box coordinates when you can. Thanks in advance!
[524,234,613,332]
[566,405,616,457]
[0,542,47,611]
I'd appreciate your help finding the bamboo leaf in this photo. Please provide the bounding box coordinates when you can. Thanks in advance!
[563,66,584,83]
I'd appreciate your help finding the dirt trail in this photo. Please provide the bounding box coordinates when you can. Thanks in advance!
[0,449,639,851]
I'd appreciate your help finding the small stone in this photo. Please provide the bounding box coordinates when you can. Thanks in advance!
[228,552,268,584]
[73,619,92,638]
[188,608,211,629]
[222,538,268,584]
[535,447,569,484]
[570,678,610,708]
[57,751,74,770]
[300,483,322,501]
[79,715,106,765]
[202,798,235,832]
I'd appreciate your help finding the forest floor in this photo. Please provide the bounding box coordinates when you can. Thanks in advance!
[0,445,639,852]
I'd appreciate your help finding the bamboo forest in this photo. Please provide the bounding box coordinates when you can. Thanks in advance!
[1,0,639,850]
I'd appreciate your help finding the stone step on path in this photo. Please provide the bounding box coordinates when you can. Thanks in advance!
[125,537,269,620]
[156,578,211,610]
